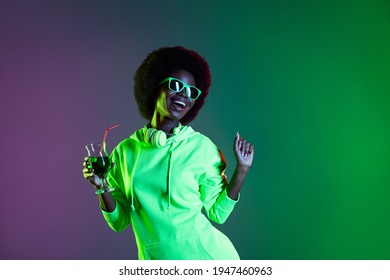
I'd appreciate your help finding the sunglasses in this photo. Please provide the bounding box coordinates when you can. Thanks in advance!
[159,77,202,100]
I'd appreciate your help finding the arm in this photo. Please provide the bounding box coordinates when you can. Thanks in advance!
[226,133,254,200]
[199,133,254,223]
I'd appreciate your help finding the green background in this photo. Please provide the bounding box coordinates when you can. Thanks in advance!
[190,0,390,259]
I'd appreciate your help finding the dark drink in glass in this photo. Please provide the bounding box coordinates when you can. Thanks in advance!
[90,156,111,177]
[85,142,115,194]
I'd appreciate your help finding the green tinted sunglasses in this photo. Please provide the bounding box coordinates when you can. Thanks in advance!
[159,77,202,100]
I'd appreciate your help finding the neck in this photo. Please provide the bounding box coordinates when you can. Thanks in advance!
[151,113,180,135]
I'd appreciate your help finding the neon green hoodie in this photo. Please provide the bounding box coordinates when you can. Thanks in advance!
[102,124,240,260]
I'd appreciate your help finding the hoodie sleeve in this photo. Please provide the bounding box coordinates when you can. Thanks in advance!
[101,145,132,232]
[198,144,239,224]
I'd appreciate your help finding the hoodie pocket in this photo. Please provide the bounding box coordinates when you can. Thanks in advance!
[143,235,213,260]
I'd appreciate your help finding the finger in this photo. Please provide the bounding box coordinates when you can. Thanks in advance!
[83,167,95,177]
[248,144,254,155]
[83,167,94,175]
[83,170,93,179]
[240,139,247,154]
[236,132,243,150]
[234,132,240,151]
[83,157,92,168]
[84,166,94,171]
[244,141,251,156]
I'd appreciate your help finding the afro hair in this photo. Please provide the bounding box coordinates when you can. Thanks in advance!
[133,46,211,125]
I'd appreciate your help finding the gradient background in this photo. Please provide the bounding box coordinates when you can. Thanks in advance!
[1,0,389,260]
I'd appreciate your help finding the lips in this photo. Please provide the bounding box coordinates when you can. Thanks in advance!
[171,97,188,111]
[172,100,186,108]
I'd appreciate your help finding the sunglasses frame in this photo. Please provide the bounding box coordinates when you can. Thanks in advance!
[159,77,202,100]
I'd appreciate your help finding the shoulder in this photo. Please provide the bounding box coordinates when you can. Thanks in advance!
[184,127,217,148]
[185,127,223,160]
[110,129,142,157]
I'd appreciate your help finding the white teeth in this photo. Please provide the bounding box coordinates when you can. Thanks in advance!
[173,100,186,108]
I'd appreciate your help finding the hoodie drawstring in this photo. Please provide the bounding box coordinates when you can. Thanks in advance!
[130,145,141,211]
[167,140,175,209]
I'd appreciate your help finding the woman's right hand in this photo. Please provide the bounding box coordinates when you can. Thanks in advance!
[82,157,116,212]
[82,157,103,188]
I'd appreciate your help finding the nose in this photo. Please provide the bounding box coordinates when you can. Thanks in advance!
[176,87,189,99]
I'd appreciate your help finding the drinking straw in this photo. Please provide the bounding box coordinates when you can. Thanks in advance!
[100,124,120,153]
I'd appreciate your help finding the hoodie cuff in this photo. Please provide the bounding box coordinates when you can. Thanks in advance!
[101,204,119,223]
[217,188,240,212]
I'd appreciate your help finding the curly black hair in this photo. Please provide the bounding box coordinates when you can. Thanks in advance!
[133,46,211,125]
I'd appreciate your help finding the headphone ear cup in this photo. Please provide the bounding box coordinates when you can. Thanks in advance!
[145,128,167,147]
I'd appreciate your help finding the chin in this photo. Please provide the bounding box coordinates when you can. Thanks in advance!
[169,113,185,122]
[168,107,189,121]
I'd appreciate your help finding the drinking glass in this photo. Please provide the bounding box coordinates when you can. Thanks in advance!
[85,142,114,194]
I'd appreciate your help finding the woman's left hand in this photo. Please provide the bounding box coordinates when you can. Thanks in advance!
[234,132,254,168]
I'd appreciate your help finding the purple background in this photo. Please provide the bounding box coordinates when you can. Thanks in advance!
[0,0,152,259]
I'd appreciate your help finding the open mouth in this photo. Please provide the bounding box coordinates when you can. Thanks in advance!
[172,99,187,109]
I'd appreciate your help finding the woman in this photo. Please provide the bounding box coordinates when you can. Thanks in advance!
[83,46,254,260]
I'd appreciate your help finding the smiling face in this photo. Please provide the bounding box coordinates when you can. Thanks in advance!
[155,69,197,121]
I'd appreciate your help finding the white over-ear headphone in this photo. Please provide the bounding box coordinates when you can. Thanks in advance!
[144,124,182,147]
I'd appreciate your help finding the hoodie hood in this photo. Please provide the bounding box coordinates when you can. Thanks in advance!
[130,123,198,146]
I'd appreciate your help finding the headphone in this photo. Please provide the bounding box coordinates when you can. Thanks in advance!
[144,123,182,147]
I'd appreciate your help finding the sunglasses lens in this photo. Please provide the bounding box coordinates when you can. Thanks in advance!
[187,87,200,100]
[169,79,184,92]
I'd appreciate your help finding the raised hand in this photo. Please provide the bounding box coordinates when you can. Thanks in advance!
[234,132,254,168]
